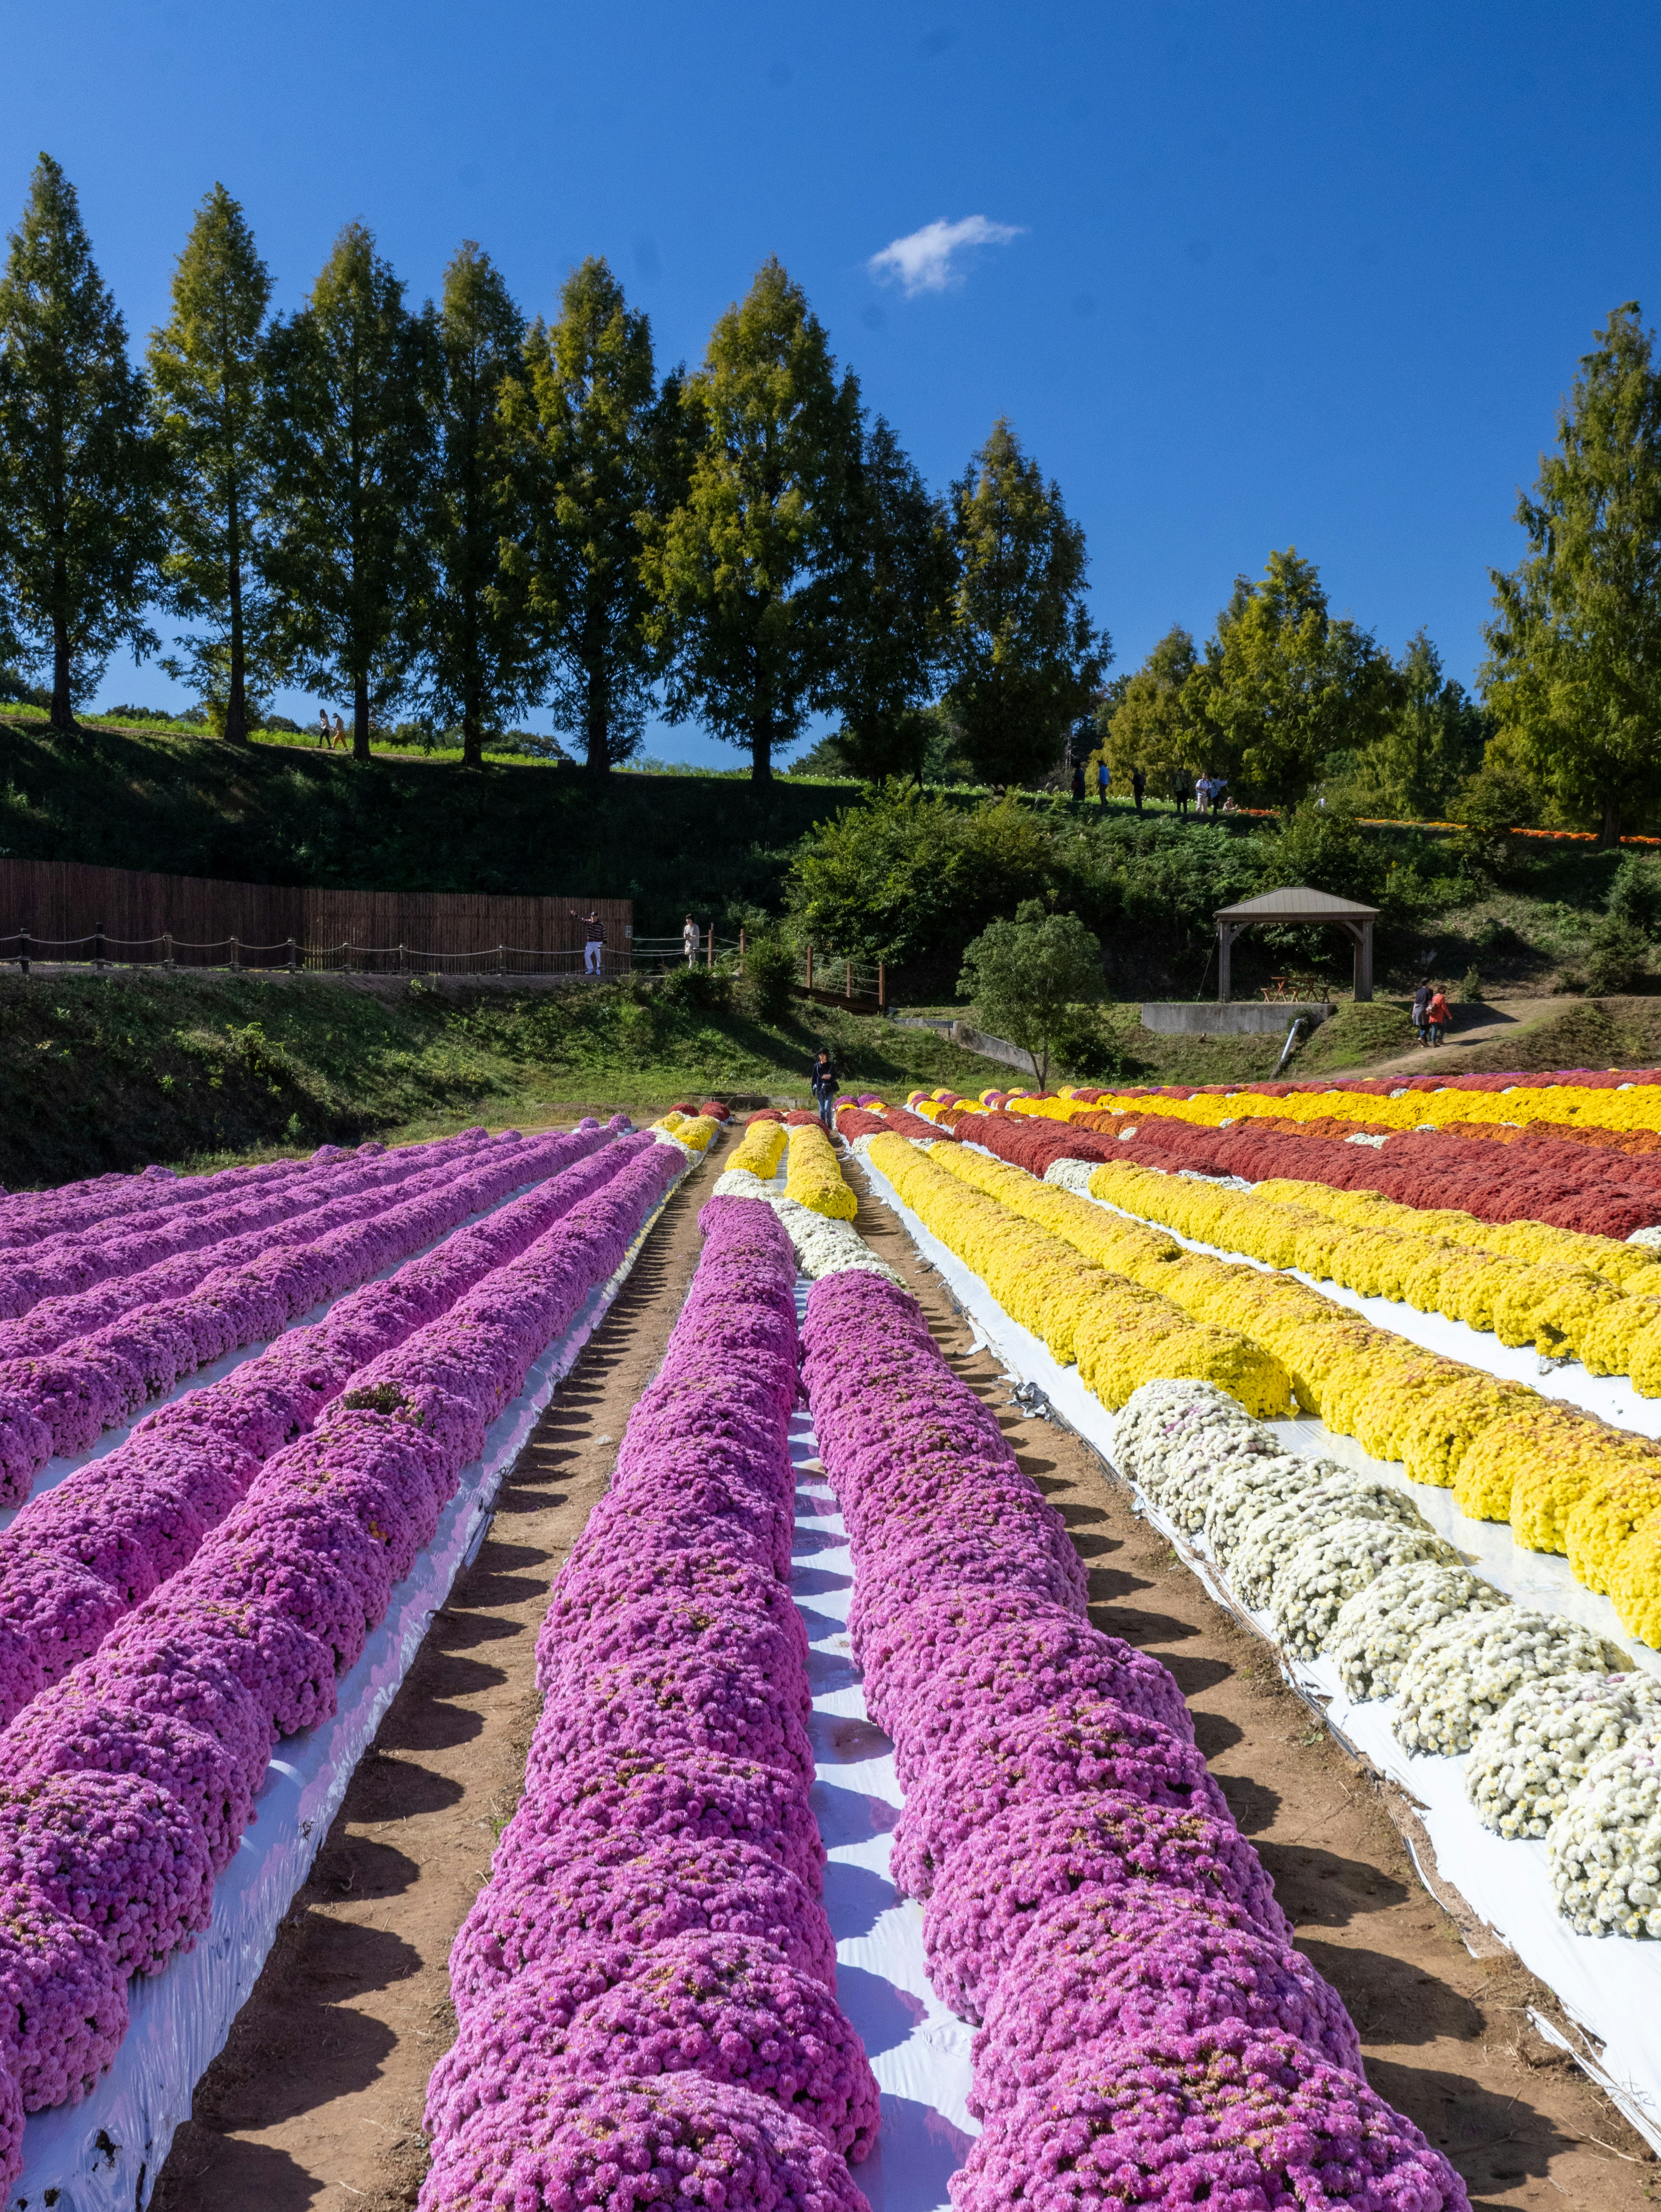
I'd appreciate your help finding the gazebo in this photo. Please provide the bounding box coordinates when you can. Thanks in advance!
[1214,885,1378,1004]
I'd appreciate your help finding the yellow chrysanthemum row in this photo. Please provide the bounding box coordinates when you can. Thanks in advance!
[785,1122,858,1221]
[866,1134,1290,1419]
[727,1119,788,1179]
[1082,1161,1661,1388]
[904,1137,1661,1645]
[651,1111,721,1151]
[1020,1076,1661,1136]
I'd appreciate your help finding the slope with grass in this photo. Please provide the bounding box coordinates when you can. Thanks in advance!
[0,968,1005,1188]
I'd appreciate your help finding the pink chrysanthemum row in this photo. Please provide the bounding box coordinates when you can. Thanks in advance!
[423,1194,878,2212]
[799,1268,1469,2212]
[0,1130,681,2190]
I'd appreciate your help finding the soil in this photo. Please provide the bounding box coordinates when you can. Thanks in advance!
[154,1130,1655,2212]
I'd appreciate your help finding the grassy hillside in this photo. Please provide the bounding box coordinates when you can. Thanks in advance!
[0,718,864,933]
[0,968,1005,1189]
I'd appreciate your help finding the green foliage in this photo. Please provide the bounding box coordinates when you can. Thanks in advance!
[1459,966,1485,1003]
[656,961,734,1015]
[1254,802,1391,906]
[1608,853,1661,937]
[958,897,1105,1085]
[422,241,538,769]
[1294,1001,1417,1071]
[263,224,436,758]
[943,418,1109,788]
[147,183,275,744]
[1047,1002,1123,1082]
[740,929,798,1023]
[1102,626,1204,793]
[1586,913,1651,995]
[1448,762,1537,881]
[501,257,665,777]
[1184,549,1397,809]
[829,417,953,774]
[1484,302,1661,843]
[645,258,860,784]
[0,154,163,729]
[1334,629,1488,819]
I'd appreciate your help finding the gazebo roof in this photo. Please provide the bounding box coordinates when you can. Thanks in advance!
[1214,884,1379,923]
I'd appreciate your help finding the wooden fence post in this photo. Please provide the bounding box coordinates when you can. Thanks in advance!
[705,926,713,972]
[287,937,297,976]
[805,944,814,992]
[398,941,407,976]
[497,943,506,976]
[845,960,852,1002]
[17,929,28,978]
[738,927,746,973]
[878,961,886,1012]
[163,932,174,972]
[93,922,105,973]
[229,935,240,973]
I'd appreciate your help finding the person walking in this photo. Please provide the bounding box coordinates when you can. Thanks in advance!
[316,707,331,748]
[1411,979,1432,1047]
[682,914,700,967]
[809,1046,840,1131]
[331,713,347,751]
[1173,770,1193,817]
[1426,985,1449,1047]
[1097,758,1110,806]
[1071,762,1086,803]
[1194,773,1212,817]
[1131,766,1145,813]
[571,910,604,976]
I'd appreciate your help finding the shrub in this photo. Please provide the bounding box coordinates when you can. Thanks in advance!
[659,964,735,1015]
[1586,914,1650,996]
[1459,966,1485,1003]
[741,933,797,1025]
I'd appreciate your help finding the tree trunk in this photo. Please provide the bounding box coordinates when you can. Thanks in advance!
[224,503,249,745]
[1600,794,1623,846]
[462,693,482,770]
[585,679,610,780]
[50,618,74,734]
[751,724,773,785]
[353,673,371,762]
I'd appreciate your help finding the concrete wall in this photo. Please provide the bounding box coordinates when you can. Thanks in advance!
[888,1016,1037,1074]
[1140,1000,1333,1036]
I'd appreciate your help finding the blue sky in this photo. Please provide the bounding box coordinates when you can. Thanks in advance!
[7,1,1659,763]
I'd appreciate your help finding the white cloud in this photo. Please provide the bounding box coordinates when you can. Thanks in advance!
[866,214,1025,297]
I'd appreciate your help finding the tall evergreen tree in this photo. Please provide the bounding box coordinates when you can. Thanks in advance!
[828,416,954,782]
[1484,302,1661,843]
[423,240,535,768]
[1103,625,1204,792]
[942,418,1109,788]
[1360,629,1486,817]
[263,224,435,760]
[1183,549,1396,810]
[500,256,664,778]
[0,154,162,731]
[147,183,273,744]
[644,258,860,785]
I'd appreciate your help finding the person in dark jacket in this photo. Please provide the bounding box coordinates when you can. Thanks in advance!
[1411,980,1432,1046]
[810,1047,840,1130]
[1071,762,1086,803]
[1131,766,1146,813]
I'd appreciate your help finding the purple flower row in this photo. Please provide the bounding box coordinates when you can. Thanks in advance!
[0,1131,505,1326]
[799,1270,1468,2212]
[421,1194,875,2212]
[0,1148,325,1255]
[0,1133,683,2180]
[0,1127,591,1494]
[0,1126,636,1732]
[0,1128,518,1367]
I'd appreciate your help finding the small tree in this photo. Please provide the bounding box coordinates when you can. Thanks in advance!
[147,182,275,743]
[423,241,537,769]
[263,224,436,759]
[943,419,1109,788]
[0,154,162,731]
[958,898,1105,1084]
[645,259,860,784]
[501,257,664,777]
[1484,302,1661,843]
[1103,625,1204,794]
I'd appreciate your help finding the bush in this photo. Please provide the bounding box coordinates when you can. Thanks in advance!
[959,900,1105,1085]
[1586,915,1651,996]
[1459,967,1485,1003]
[1608,855,1661,938]
[741,932,797,1024]
[657,963,735,1015]
[1448,765,1536,882]
[1049,1005,1123,1082]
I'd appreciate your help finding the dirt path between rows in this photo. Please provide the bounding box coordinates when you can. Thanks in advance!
[153,1130,732,2212]
[158,1133,1653,2212]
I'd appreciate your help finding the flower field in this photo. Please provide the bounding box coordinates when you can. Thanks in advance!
[9,1062,1661,2203]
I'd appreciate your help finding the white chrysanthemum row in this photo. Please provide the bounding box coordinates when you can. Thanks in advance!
[1111,1375,1661,1938]
[711,1169,903,1286]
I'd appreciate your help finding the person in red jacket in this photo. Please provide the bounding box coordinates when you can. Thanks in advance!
[1426,986,1449,1046]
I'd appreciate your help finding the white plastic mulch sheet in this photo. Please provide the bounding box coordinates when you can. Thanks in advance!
[788,1360,976,2212]
[0,1165,563,1536]
[856,1152,1661,2159]
[10,1158,693,2212]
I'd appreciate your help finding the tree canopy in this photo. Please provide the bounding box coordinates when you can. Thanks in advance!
[0,154,161,730]
[1101,625,1204,794]
[958,897,1106,1085]
[942,418,1109,788]
[1483,301,1661,844]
